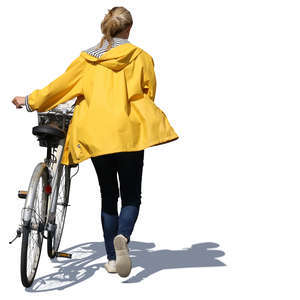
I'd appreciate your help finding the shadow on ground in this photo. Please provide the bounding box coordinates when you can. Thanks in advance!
[26,241,226,292]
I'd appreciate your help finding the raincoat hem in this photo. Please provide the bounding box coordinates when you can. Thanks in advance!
[61,134,179,166]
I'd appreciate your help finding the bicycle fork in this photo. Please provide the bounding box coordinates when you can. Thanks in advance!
[9,162,50,244]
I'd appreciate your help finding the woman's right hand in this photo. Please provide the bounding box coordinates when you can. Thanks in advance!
[12,96,26,109]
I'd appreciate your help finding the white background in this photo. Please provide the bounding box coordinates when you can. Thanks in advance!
[1,0,299,298]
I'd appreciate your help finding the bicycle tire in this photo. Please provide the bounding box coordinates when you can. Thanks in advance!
[20,165,49,288]
[47,164,71,258]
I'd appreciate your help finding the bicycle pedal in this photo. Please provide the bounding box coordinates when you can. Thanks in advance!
[18,190,27,199]
[55,252,72,259]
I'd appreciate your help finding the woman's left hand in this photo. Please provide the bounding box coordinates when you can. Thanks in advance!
[12,96,25,109]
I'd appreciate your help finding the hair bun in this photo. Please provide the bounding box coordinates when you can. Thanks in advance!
[97,6,133,51]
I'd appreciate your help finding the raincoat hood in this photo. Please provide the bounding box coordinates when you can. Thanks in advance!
[80,42,143,71]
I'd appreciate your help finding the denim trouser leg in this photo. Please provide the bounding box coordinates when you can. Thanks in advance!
[101,205,140,259]
[101,211,119,260]
[118,204,140,244]
[91,150,144,261]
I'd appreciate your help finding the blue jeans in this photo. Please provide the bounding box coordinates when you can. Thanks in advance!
[91,150,144,260]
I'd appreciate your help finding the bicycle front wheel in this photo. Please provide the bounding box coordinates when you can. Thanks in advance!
[47,164,71,258]
[20,164,49,288]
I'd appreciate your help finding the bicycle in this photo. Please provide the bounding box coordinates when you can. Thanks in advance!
[9,99,80,288]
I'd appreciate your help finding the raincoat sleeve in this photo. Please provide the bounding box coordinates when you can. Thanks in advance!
[25,56,86,112]
[142,55,157,102]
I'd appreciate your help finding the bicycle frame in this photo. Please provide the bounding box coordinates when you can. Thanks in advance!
[45,138,66,233]
[22,108,74,230]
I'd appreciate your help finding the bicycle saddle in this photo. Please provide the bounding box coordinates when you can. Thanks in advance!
[33,125,66,138]
[32,124,66,147]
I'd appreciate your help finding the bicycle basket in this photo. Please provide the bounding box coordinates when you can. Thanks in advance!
[33,98,76,148]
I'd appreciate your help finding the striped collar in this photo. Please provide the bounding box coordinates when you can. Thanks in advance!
[83,37,130,58]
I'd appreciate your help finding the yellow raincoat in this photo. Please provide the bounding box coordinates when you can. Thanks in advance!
[26,42,179,165]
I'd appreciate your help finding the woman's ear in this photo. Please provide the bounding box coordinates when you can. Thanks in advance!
[126,25,132,33]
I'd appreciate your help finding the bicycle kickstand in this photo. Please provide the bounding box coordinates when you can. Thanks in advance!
[9,227,22,244]
[9,189,27,244]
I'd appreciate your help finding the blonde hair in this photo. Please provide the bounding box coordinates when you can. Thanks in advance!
[97,6,133,51]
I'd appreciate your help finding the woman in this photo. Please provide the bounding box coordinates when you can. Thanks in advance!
[12,6,179,278]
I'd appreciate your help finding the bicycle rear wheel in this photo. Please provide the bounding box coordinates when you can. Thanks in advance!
[47,164,71,258]
[20,164,49,288]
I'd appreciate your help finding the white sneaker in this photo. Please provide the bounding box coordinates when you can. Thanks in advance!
[113,234,132,277]
[104,260,117,273]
